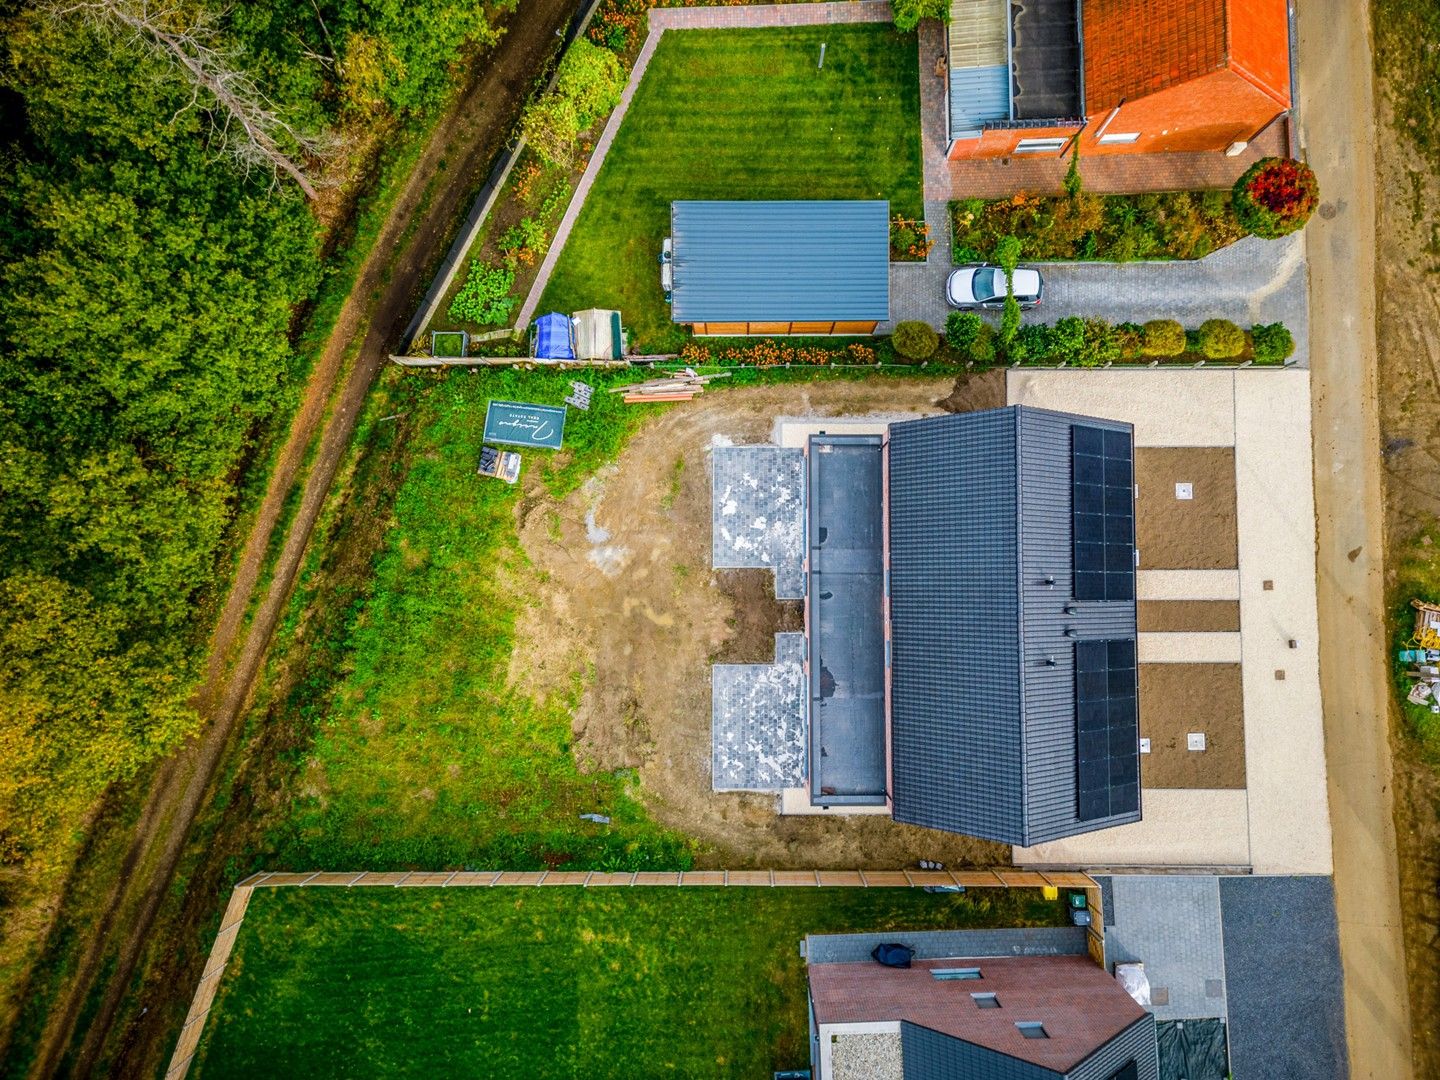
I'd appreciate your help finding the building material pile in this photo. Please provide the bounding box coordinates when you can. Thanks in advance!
[1401,599,1440,710]
[613,368,729,404]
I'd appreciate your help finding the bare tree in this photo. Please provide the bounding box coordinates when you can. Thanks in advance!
[46,0,332,198]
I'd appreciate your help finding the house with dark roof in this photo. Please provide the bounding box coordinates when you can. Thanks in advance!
[710,405,1141,846]
[667,200,890,336]
[944,0,1291,160]
[806,927,1159,1080]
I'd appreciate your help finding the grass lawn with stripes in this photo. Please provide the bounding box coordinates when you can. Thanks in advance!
[539,25,924,353]
[191,886,1066,1078]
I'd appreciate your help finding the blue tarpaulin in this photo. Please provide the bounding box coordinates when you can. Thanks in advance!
[533,312,574,360]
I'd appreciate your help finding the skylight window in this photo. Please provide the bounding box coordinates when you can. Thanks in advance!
[931,967,982,981]
[972,993,1000,1009]
[1016,1022,1049,1039]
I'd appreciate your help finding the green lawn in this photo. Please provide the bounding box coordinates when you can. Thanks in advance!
[264,368,692,872]
[192,886,1067,1078]
[540,25,924,352]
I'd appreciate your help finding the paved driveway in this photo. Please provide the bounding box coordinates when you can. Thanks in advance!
[888,232,1310,365]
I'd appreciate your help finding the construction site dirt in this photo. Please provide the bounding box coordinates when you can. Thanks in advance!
[508,373,1015,869]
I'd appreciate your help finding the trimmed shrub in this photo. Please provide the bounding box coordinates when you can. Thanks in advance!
[1114,321,1142,359]
[1251,322,1295,364]
[945,311,983,350]
[1139,318,1186,357]
[448,261,516,325]
[1232,157,1319,238]
[892,0,948,31]
[892,320,939,361]
[1197,318,1246,359]
[968,323,996,364]
[1050,316,1086,361]
[1008,322,1052,363]
[1077,318,1121,366]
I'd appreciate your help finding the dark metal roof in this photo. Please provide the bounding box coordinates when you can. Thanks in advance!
[807,435,887,805]
[1010,0,1083,122]
[669,201,890,323]
[887,406,1140,846]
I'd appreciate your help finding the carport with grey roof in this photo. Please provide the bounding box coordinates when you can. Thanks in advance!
[669,200,890,325]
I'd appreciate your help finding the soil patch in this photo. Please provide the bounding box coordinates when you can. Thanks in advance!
[1136,448,1238,570]
[511,376,1011,868]
[1137,600,1241,633]
[1139,663,1245,789]
[713,572,804,663]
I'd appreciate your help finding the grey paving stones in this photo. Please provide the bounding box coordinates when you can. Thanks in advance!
[712,633,806,791]
[711,445,806,600]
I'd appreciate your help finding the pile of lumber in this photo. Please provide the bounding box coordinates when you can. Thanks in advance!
[612,368,729,404]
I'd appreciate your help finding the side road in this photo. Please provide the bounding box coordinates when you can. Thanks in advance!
[1297,0,1414,1077]
[25,2,582,1075]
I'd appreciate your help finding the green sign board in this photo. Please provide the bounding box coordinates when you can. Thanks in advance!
[483,400,567,450]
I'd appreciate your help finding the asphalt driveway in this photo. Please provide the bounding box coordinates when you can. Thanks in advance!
[889,231,1310,366]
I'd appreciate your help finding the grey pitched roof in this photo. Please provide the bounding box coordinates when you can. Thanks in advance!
[887,406,1140,846]
[669,201,890,323]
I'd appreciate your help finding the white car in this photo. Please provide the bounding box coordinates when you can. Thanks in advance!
[946,264,1044,309]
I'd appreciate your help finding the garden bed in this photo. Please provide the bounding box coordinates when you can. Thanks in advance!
[951,190,1247,264]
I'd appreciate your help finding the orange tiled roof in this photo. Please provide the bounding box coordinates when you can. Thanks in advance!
[1081,0,1291,113]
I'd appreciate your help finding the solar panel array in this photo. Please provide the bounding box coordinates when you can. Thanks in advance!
[1075,638,1140,821]
[1071,424,1135,602]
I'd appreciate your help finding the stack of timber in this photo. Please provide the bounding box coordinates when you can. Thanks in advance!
[613,368,730,404]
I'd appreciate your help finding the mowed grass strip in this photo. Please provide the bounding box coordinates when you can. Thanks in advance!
[268,368,692,871]
[540,25,924,351]
[192,886,1067,1078]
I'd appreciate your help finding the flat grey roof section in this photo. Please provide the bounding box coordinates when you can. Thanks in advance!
[670,201,890,324]
[1098,875,1227,1023]
[806,926,1087,965]
[711,445,805,600]
[808,435,887,806]
[712,633,806,791]
[1219,876,1349,1080]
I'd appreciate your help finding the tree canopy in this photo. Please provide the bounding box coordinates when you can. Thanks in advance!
[0,0,509,871]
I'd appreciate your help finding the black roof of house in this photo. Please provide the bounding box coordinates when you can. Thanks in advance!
[887,406,1140,846]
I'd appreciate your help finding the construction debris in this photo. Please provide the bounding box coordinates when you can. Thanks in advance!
[1412,598,1440,649]
[565,380,594,411]
[613,368,729,404]
[477,445,522,484]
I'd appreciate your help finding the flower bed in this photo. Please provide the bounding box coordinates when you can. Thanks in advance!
[889,213,933,262]
[679,338,878,367]
[951,190,1246,263]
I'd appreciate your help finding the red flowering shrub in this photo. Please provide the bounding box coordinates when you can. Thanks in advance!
[1232,157,1319,238]
[588,0,650,52]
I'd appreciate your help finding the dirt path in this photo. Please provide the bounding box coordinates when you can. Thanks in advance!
[510,374,1012,869]
[27,4,581,1076]
[1296,1,1414,1077]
